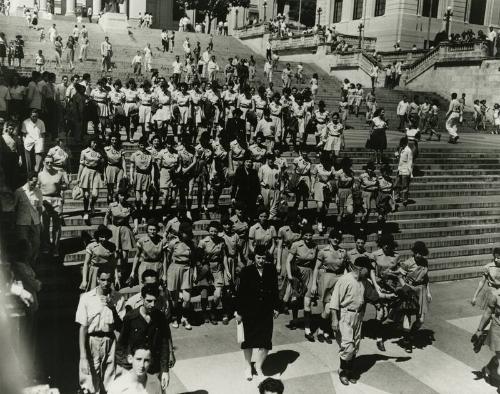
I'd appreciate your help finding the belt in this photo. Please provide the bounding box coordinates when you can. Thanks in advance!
[95,101,106,104]
[140,104,152,107]
[85,165,98,170]
[232,157,245,161]
[112,103,123,106]
[256,107,266,110]
[107,162,121,167]
[346,308,361,313]
[143,260,161,264]
[136,167,151,175]
[323,268,344,275]
[316,121,326,125]
[178,104,189,107]
[88,332,114,338]
[126,101,137,103]
[261,185,279,190]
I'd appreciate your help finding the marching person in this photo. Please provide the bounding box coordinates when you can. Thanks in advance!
[76,265,125,394]
[358,161,379,224]
[330,256,373,385]
[104,189,137,273]
[395,136,413,207]
[258,153,283,220]
[104,133,127,203]
[285,224,318,339]
[472,248,500,310]
[78,138,105,224]
[129,137,154,221]
[312,229,349,343]
[248,207,278,258]
[235,244,279,381]
[166,221,196,330]
[311,152,335,234]
[335,157,355,225]
[445,92,461,144]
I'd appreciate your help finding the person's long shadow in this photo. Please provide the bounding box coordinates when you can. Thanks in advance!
[353,354,411,380]
[261,350,300,376]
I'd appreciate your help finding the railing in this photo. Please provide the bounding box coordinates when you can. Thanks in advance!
[232,23,269,39]
[404,40,487,83]
[270,32,376,52]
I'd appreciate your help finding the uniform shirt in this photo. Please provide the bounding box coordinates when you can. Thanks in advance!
[249,223,277,250]
[282,68,292,81]
[253,95,267,111]
[278,226,301,249]
[449,98,461,113]
[398,146,413,175]
[330,272,365,311]
[158,149,178,170]
[378,176,393,193]
[293,156,311,175]
[347,248,373,266]
[359,172,378,191]
[314,109,329,124]
[312,164,334,184]
[22,118,46,151]
[229,140,246,160]
[101,40,112,56]
[269,101,282,117]
[255,118,276,138]
[107,372,161,394]
[230,215,249,241]
[481,262,500,288]
[372,249,400,279]
[289,240,318,269]
[104,146,124,166]
[124,88,139,103]
[14,184,43,225]
[75,288,125,333]
[130,150,153,172]
[108,202,133,226]
[406,128,419,141]
[317,245,348,274]
[198,236,226,262]
[80,147,102,168]
[222,232,239,257]
[259,164,282,190]
[292,102,305,118]
[85,241,116,266]
[167,238,193,265]
[249,143,267,163]
[137,235,167,263]
[335,169,354,188]
[109,89,125,105]
[138,91,154,106]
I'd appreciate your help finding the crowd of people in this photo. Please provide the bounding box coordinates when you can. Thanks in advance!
[1,17,495,393]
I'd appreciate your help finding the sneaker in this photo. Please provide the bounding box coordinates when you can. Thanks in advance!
[186,211,192,220]
[181,317,192,330]
[222,316,229,325]
[245,367,253,381]
[171,321,179,329]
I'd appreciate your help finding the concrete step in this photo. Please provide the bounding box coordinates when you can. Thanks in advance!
[428,265,484,282]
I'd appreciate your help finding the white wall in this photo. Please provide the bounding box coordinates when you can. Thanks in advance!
[129,0,146,19]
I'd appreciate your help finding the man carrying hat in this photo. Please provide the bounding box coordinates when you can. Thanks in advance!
[330,256,373,386]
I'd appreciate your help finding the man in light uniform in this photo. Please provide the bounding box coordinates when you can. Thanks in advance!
[258,153,283,220]
[330,256,372,385]
[76,265,125,394]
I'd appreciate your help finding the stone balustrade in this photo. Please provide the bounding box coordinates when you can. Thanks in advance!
[270,32,376,53]
[232,23,269,39]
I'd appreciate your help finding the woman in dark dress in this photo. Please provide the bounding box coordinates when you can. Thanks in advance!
[235,245,279,381]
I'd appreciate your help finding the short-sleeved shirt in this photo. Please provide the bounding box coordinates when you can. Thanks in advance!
[47,145,69,168]
[249,223,277,250]
[130,150,153,172]
[198,236,226,263]
[259,164,282,189]
[86,241,116,266]
[278,225,301,249]
[293,156,311,175]
[80,147,102,168]
[347,248,373,267]
[159,149,178,170]
[312,164,333,184]
[222,232,240,257]
[167,238,193,265]
[372,249,400,279]
[138,235,167,263]
[108,202,133,226]
[230,215,249,240]
[482,262,500,288]
[38,169,66,197]
[75,288,124,333]
[22,118,46,151]
[249,143,267,163]
[317,245,348,274]
[329,272,366,311]
[289,240,318,269]
[104,146,124,166]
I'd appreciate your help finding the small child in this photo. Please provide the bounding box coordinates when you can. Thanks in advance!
[39,27,46,42]
[35,49,45,72]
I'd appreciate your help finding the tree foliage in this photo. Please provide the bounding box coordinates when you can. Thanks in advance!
[177,0,250,22]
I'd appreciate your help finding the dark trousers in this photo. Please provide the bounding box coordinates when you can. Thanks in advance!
[398,115,407,130]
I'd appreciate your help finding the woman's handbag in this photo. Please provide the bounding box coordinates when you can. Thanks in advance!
[236,321,245,344]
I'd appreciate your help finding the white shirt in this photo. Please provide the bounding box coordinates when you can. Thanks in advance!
[397,101,409,116]
[172,61,182,74]
[107,373,161,394]
[398,146,413,175]
[488,30,497,42]
[22,118,46,151]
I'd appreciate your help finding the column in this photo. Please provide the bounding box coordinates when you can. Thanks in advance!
[93,0,102,13]
[65,0,75,16]
[39,0,47,12]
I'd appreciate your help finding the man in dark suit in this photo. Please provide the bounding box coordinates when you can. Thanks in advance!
[231,153,260,219]
[221,108,246,150]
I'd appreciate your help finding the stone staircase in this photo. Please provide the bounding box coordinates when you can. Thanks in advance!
[2,15,498,308]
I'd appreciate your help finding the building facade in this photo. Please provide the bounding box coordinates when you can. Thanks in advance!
[315,0,500,50]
